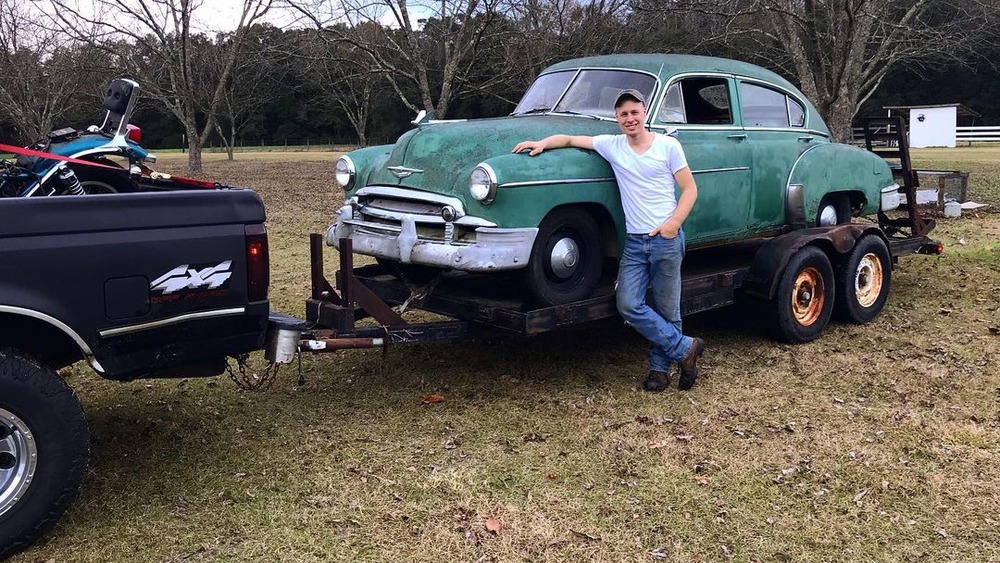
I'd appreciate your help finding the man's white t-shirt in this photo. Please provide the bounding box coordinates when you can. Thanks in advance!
[591,133,689,234]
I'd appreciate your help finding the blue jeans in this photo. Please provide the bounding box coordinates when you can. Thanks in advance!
[616,231,693,373]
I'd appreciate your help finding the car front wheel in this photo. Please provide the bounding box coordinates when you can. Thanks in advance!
[526,208,602,306]
[0,349,90,559]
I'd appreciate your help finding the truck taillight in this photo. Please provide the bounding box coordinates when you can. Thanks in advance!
[246,224,269,301]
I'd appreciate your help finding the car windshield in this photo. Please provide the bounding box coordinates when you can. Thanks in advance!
[512,69,657,119]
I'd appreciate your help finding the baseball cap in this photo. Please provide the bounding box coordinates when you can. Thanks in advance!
[614,89,645,108]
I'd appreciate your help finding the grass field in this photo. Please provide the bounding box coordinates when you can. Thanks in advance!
[12,147,1000,562]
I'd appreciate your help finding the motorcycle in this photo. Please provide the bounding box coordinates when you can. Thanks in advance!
[0,78,157,197]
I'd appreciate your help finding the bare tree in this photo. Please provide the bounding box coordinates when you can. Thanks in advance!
[635,0,1000,141]
[287,0,507,119]
[214,24,292,159]
[46,0,274,173]
[0,1,111,143]
[297,27,384,146]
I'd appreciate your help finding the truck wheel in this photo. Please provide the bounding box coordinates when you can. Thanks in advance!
[817,193,851,226]
[772,246,835,343]
[0,349,90,559]
[836,235,892,324]
[526,208,602,306]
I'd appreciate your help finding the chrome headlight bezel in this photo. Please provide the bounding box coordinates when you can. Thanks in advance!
[335,156,356,190]
[469,163,497,204]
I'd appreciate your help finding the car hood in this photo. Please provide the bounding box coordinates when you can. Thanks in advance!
[366,115,622,198]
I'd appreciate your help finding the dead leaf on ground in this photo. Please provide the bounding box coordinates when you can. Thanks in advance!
[675,434,694,442]
[694,475,711,486]
[523,432,546,442]
[853,489,869,504]
[649,439,671,449]
[569,528,601,541]
[419,392,444,404]
[937,307,953,315]
[484,517,502,533]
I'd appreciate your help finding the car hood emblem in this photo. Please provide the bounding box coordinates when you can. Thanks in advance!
[387,166,423,179]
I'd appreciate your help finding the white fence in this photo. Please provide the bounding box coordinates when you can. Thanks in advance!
[956,126,1000,142]
[852,125,1000,145]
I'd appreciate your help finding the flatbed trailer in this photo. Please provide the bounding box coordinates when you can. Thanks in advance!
[270,226,941,360]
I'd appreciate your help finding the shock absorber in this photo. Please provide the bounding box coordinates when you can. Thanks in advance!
[55,165,86,196]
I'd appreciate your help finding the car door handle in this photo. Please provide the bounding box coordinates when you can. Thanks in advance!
[727,134,747,141]
[798,136,814,142]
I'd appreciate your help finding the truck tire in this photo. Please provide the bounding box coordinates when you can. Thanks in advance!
[816,193,851,226]
[836,235,892,324]
[772,246,835,343]
[0,349,90,559]
[526,207,602,306]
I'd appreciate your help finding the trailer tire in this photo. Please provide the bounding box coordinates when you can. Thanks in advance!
[772,246,835,343]
[526,208,602,306]
[836,235,892,324]
[0,348,90,560]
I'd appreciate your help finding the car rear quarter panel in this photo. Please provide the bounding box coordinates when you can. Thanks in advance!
[788,143,893,221]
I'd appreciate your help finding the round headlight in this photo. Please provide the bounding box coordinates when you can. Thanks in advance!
[335,156,356,190]
[469,164,497,204]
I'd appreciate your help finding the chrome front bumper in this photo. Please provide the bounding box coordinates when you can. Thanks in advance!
[329,204,537,271]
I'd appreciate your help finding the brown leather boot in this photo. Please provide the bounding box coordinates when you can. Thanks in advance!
[678,338,704,391]
[643,370,671,392]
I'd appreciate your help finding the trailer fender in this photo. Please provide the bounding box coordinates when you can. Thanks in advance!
[742,224,888,300]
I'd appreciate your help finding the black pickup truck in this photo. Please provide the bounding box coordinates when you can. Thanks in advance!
[0,187,273,558]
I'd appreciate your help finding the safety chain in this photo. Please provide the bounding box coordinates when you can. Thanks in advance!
[226,353,280,391]
[394,274,442,315]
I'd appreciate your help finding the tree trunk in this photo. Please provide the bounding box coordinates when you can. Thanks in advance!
[185,123,204,174]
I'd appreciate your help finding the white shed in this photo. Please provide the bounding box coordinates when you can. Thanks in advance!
[883,104,980,148]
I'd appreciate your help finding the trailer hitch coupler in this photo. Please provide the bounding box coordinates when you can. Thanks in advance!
[265,326,303,364]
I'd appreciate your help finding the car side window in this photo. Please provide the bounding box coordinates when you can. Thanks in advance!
[787,96,805,127]
[740,82,807,128]
[655,77,733,125]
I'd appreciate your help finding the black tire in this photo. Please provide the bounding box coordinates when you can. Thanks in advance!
[771,246,835,343]
[71,160,136,194]
[0,348,90,559]
[526,207,602,306]
[375,258,446,285]
[816,193,851,226]
[835,235,892,324]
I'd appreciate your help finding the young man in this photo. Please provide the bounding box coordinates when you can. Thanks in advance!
[512,89,704,391]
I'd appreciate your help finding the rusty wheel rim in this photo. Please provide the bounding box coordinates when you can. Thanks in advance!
[854,252,884,308]
[791,266,824,326]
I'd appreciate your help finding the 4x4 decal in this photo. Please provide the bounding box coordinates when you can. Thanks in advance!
[151,261,233,294]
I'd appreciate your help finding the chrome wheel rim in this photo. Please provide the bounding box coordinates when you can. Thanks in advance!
[0,407,38,517]
[818,204,838,226]
[549,236,579,279]
[854,252,884,308]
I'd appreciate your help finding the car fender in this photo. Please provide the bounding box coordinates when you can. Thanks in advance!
[786,143,894,226]
[342,144,394,196]
[476,150,626,251]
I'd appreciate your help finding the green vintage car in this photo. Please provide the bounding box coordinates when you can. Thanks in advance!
[330,54,901,306]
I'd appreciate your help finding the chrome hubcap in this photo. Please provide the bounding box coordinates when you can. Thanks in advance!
[818,204,838,226]
[549,237,579,279]
[0,407,37,518]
